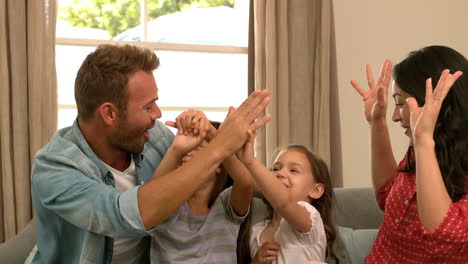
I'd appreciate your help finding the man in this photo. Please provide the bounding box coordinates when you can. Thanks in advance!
[31,44,270,263]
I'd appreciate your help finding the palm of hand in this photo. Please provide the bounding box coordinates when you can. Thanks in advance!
[235,131,256,164]
[363,91,379,122]
[236,141,253,164]
[407,70,463,145]
[351,60,392,123]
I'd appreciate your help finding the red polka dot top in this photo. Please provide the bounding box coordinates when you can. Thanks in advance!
[366,154,468,264]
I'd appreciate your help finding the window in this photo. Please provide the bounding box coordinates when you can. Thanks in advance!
[56,0,249,130]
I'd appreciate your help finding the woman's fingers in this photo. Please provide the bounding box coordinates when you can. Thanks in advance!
[376,85,386,106]
[428,70,463,104]
[381,60,393,89]
[366,64,376,89]
[432,69,450,102]
[350,80,367,97]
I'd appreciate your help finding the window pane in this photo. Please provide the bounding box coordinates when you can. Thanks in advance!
[115,2,249,46]
[155,51,248,108]
[58,108,78,130]
[56,45,97,105]
[56,46,247,129]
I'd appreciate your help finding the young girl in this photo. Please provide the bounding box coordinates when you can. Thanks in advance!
[237,141,336,264]
[149,117,253,263]
[351,45,468,263]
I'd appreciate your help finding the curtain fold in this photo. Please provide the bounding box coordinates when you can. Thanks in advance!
[0,0,57,242]
[249,0,342,186]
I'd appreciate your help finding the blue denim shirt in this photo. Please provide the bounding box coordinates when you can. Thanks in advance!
[31,119,174,264]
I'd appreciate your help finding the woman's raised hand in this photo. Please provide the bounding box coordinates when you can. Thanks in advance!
[351,60,393,124]
[406,69,463,146]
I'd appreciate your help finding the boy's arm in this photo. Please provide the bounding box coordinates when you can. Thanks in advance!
[153,110,209,179]
[223,155,254,216]
[152,133,201,179]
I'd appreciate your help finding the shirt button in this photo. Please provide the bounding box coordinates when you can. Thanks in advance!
[404,200,409,205]
[395,219,400,223]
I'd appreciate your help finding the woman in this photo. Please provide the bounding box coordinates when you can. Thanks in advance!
[351,45,468,263]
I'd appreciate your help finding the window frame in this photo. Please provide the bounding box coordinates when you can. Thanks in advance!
[56,0,249,117]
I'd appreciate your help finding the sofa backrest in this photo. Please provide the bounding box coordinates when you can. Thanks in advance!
[333,187,383,230]
[252,187,384,230]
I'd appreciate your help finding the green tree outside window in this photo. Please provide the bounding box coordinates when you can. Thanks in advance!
[59,0,235,38]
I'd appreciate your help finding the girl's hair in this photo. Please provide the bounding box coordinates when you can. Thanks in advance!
[207,121,234,208]
[237,144,337,263]
[394,45,468,202]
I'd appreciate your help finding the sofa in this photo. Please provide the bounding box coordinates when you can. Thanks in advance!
[0,187,383,264]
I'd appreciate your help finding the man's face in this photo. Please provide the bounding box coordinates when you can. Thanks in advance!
[110,71,161,153]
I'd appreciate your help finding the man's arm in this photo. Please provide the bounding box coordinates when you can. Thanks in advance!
[138,90,271,229]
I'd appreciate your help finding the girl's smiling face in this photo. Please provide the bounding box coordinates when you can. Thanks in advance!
[271,149,320,202]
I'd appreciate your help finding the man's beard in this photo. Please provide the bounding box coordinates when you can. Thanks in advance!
[110,114,147,154]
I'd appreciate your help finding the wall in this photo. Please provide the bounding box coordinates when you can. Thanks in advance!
[333,0,468,187]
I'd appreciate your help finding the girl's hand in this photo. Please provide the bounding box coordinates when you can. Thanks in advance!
[252,241,280,264]
[406,69,463,146]
[236,129,256,166]
[350,60,393,124]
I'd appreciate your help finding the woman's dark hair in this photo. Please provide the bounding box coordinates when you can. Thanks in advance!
[393,45,468,202]
[207,121,234,208]
[237,144,337,263]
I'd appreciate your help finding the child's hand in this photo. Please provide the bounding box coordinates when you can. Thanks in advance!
[170,132,204,156]
[166,110,210,156]
[166,109,210,137]
[236,129,256,166]
[252,241,280,264]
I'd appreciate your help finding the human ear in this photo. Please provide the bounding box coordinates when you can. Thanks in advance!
[308,183,325,200]
[97,102,118,125]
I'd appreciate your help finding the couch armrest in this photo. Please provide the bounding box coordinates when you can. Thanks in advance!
[0,218,36,264]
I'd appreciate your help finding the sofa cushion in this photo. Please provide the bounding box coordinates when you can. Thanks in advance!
[336,226,378,264]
